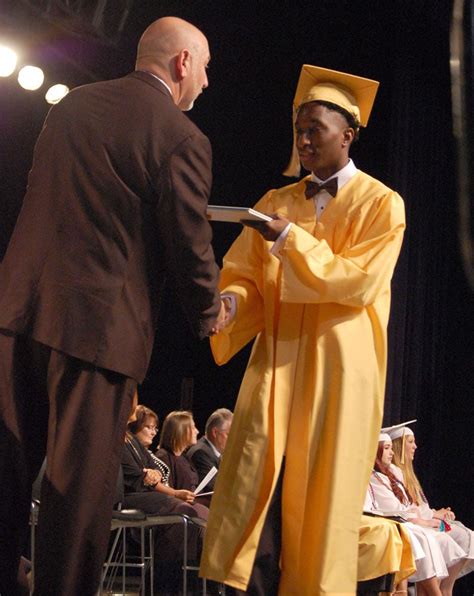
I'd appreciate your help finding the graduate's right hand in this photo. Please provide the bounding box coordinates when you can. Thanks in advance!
[417,518,441,529]
[434,507,455,521]
[241,213,289,241]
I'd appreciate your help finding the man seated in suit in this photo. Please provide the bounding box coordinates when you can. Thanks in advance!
[187,408,233,495]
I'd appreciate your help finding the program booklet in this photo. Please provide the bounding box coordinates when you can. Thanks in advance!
[194,466,218,495]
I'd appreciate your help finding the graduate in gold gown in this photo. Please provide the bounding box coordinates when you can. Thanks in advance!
[200,65,406,595]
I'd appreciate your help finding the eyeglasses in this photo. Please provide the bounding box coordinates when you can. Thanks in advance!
[144,425,158,433]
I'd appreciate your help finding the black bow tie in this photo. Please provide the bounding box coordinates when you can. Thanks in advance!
[304,178,338,199]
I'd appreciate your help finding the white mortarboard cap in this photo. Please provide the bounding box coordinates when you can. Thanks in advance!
[382,419,417,441]
[378,432,392,443]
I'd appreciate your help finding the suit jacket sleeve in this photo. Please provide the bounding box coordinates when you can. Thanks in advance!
[158,133,220,339]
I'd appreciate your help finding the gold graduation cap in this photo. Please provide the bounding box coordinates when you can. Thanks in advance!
[284,64,380,177]
[381,419,417,464]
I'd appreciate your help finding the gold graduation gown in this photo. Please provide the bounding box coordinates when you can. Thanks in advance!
[358,515,416,585]
[200,171,405,595]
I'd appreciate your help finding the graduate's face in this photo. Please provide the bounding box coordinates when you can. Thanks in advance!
[381,441,394,466]
[405,434,417,461]
[295,102,353,179]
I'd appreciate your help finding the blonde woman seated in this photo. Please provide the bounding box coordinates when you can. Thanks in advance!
[388,422,474,589]
[155,410,209,517]
[368,433,466,596]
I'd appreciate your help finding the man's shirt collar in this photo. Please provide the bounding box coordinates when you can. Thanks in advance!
[311,158,357,191]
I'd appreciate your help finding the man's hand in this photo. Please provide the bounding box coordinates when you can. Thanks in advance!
[210,298,232,335]
[240,213,290,241]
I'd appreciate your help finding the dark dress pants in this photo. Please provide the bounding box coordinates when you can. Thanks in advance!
[0,332,136,596]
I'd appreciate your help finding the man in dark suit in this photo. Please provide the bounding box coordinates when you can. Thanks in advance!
[187,408,233,494]
[0,17,225,596]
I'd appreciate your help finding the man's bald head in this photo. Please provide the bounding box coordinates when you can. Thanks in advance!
[135,17,210,110]
[136,17,207,69]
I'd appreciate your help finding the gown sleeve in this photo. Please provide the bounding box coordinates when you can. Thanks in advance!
[210,225,266,365]
[279,192,405,307]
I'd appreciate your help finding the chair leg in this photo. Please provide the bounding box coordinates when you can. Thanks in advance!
[101,527,121,591]
[183,516,188,596]
[122,528,127,595]
[140,526,145,595]
[149,527,154,595]
[30,513,35,595]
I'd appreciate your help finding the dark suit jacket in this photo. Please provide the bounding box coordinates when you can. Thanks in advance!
[186,436,220,491]
[0,71,220,382]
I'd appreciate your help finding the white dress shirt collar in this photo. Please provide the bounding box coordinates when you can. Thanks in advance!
[138,70,173,98]
[204,436,221,459]
[311,158,357,191]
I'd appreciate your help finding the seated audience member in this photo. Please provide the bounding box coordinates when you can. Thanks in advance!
[368,432,467,596]
[388,422,474,585]
[122,405,207,594]
[124,405,207,510]
[186,408,233,494]
[156,410,209,516]
[357,512,417,596]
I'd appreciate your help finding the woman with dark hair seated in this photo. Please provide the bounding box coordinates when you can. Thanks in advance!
[122,405,206,594]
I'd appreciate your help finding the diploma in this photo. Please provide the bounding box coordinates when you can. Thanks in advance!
[207,205,273,223]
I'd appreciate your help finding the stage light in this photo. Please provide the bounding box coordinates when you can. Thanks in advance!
[45,83,69,104]
[0,45,18,77]
[18,65,44,90]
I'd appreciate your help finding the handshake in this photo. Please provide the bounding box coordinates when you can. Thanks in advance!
[210,295,234,336]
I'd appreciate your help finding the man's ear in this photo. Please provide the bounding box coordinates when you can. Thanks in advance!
[175,48,191,80]
[342,127,355,147]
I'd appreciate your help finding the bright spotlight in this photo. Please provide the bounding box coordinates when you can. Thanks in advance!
[18,65,44,91]
[45,83,69,104]
[0,45,18,77]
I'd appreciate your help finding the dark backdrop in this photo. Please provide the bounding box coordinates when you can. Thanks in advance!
[1,2,473,592]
